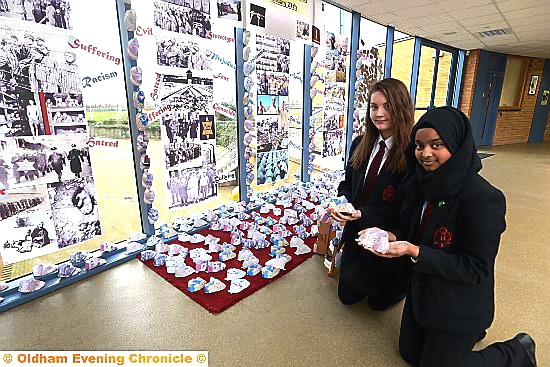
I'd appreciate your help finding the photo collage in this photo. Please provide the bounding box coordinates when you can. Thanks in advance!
[0,12,100,264]
[254,34,290,185]
[154,5,219,210]
[321,31,348,158]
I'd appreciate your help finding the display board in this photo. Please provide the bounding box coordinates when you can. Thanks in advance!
[0,4,103,264]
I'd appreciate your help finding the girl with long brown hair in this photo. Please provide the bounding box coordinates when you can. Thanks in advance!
[329,77,414,310]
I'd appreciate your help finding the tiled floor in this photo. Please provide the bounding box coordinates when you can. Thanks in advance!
[1,142,548,367]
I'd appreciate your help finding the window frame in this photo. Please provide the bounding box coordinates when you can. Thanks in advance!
[498,55,529,111]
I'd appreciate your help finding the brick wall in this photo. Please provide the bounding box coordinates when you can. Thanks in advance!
[459,50,480,117]
[458,52,547,145]
[493,58,546,144]
[544,113,550,141]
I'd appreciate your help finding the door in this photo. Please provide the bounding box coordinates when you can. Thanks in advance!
[478,71,501,146]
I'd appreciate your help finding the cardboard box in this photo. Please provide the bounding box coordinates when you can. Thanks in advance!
[314,220,336,255]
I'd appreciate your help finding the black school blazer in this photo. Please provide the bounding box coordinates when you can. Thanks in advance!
[338,136,408,294]
[401,173,506,334]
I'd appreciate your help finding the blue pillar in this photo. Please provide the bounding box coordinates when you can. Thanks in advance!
[410,37,422,105]
[234,28,248,201]
[344,11,361,163]
[451,50,465,107]
[301,45,312,182]
[384,26,394,78]
[115,0,154,235]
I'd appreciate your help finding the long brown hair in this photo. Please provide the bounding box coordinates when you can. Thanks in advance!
[348,78,414,173]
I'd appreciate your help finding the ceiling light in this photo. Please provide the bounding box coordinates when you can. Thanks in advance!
[442,31,458,36]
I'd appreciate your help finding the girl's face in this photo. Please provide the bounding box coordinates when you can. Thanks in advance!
[414,128,452,171]
[370,91,393,139]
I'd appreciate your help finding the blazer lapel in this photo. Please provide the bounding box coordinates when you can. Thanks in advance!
[351,166,367,203]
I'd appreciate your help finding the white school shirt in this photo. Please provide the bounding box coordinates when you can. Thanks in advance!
[363,135,394,181]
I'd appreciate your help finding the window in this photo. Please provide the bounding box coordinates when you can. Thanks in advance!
[390,31,414,91]
[499,56,528,110]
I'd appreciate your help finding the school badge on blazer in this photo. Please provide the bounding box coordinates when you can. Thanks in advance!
[433,227,453,248]
[382,185,397,203]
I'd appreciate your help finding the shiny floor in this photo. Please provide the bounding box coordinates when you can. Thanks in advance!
[1,142,549,367]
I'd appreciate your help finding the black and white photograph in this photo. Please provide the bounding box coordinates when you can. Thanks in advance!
[322,129,344,157]
[256,71,289,95]
[0,20,85,137]
[161,73,214,115]
[164,140,201,168]
[217,0,241,20]
[0,0,73,30]
[156,36,213,70]
[162,109,200,144]
[256,149,288,185]
[256,116,288,153]
[296,20,310,41]
[0,184,58,264]
[166,163,217,209]
[0,90,42,137]
[164,139,216,168]
[249,4,265,28]
[47,176,101,248]
[48,110,87,133]
[160,0,210,12]
[323,112,344,131]
[154,1,211,39]
[0,134,93,189]
[325,31,348,83]
[255,34,290,73]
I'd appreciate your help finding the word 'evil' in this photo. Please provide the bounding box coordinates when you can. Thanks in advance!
[82,71,117,88]
[135,26,153,36]
[86,137,119,148]
[68,38,121,65]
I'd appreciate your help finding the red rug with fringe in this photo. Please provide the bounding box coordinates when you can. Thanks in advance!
[139,216,317,314]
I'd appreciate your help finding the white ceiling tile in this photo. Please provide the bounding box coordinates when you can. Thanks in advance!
[433,0,493,12]
[356,3,389,17]
[405,12,456,25]
[458,14,506,27]
[397,5,445,19]
[449,4,500,19]
[332,0,550,58]
[504,5,550,20]
[495,0,549,12]
[507,14,550,26]
[467,22,509,33]
[511,22,548,32]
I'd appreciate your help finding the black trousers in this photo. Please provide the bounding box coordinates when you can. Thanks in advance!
[338,277,404,310]
[399,295,531,367]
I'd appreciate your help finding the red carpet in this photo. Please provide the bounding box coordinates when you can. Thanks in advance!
[139,215,317,314]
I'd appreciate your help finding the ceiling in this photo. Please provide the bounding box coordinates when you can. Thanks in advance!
[335,0,550,59]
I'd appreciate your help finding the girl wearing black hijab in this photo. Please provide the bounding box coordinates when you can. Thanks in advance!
[362,107,537,366]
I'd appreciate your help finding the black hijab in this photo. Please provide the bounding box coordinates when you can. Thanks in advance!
[403,106,482,201]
